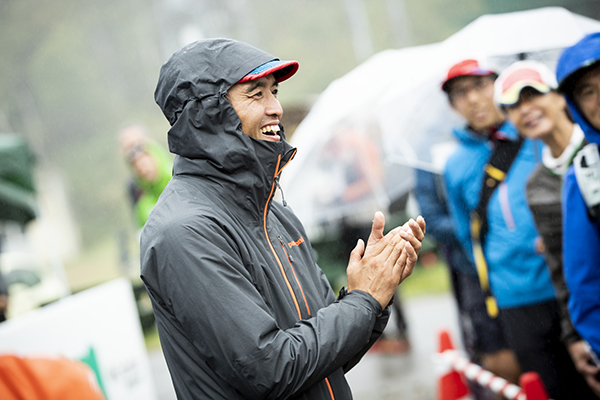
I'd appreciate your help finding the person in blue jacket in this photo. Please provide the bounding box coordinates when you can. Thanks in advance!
[436,60,523,388]
[556,32,600,389]
[414,168,520,393]
[443,58,574,398]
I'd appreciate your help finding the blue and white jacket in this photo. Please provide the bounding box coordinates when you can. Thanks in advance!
[556,32,600,360]
[444,123,555,309]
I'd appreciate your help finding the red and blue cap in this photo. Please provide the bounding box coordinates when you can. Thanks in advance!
[239,59,299,84]
[442,59,495,92]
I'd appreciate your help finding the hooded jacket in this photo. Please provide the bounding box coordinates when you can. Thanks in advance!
[443,123,555,309]
[556,32,600,360]
[140,39,389,400]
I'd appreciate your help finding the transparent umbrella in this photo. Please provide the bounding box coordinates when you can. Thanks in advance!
[378,6,600,174]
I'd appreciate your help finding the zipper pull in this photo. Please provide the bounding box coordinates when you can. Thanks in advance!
[275,177,288,207]
[278,235,294,263]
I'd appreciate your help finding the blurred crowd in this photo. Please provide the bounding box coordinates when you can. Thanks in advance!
[414,32,600,398]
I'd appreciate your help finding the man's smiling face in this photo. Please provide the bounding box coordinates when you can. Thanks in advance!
[227,74,283,142]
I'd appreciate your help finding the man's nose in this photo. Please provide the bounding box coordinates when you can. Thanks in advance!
[266,93,283,118]
[466,87,480,103]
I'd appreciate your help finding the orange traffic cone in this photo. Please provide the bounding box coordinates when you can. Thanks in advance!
[520,372,549,400]
[437,329,472,400]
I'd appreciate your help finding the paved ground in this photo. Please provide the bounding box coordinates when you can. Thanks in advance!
[148,292,460,400]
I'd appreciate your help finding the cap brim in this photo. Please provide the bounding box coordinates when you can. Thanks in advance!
[499,81,551,106]
[239,60,299,83]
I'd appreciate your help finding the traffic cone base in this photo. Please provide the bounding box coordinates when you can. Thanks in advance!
[520,372,549,400]
[437,329,472,400]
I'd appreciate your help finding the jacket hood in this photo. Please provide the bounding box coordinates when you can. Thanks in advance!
[556,32,600,146]
[154,38,297,213]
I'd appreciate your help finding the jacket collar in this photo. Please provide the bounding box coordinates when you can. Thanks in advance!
[453,120,518,145]
[172,132,297,217]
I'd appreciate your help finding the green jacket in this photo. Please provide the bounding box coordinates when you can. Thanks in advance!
[131,141,171,228]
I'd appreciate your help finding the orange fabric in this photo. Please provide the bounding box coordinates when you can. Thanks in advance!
[0,355,105,400]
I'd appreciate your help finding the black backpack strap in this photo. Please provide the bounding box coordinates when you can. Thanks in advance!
[470,136,524,318]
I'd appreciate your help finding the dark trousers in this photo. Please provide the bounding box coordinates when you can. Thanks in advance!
[452,269,508,356]
[450,268,507,400]
[499,300,598,400]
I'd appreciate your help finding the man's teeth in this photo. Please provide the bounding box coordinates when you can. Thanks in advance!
[260,125,280,135]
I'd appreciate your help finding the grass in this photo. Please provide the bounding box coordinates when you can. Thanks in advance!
[401,260,451,298]
[144,325,162,350]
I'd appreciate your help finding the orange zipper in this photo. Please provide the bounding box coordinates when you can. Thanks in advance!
[279,236,311,316]
[264,154,302,319]
[263,151,335,400]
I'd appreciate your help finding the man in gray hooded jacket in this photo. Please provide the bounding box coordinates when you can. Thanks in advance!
[141,38,425,400]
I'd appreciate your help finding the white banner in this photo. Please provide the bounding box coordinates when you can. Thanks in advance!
[0,278,157,400]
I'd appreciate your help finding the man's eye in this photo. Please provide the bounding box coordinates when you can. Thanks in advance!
[581,88,595,98]
[575,85,595,100]
[454,89,466,98]
[272,88,279,97]
[252,91,263,98]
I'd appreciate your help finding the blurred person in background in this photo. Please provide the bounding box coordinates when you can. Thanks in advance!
[329,124,410,353]
[141,38,425,400]
[498,60,599,397]
[0,239,6,323]
[414,168,503,399]
[556,31,600,392]
[119,124,172,230]
[0,268,7,323]
[119,124,172,334]
[440,59,521,386]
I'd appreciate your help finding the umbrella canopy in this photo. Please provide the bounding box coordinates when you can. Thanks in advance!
[378,6,600,173]
[0,134,37,225]
[282,7,600,236]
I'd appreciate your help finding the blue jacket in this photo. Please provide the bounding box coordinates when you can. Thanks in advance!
[444,123,555,309]
[557,32,600,360]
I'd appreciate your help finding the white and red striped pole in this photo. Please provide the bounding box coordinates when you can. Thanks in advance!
[435,329,550,400]
[437,348,526,400]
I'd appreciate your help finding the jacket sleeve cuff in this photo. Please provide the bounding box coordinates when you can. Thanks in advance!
[338,289,383,317]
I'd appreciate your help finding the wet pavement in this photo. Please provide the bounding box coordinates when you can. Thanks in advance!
[148,292,460,400]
